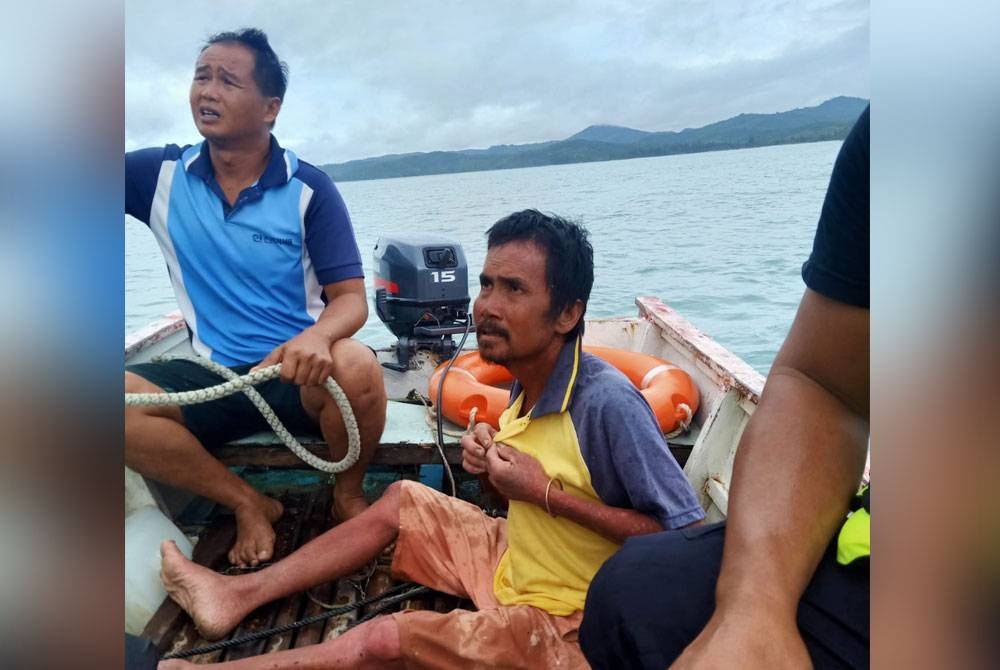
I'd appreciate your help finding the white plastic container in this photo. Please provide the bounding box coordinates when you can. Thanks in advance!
[125,505,194,634]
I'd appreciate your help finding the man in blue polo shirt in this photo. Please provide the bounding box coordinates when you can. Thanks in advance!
[125,28,386,568]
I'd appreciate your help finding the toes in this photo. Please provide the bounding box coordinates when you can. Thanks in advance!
[238,542,255,568]
[161,539,178,558]
[246,541,271,567]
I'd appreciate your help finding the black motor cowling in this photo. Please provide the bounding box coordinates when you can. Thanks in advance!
[372,236,473,369]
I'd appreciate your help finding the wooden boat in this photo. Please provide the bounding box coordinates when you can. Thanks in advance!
[124,295,765,661]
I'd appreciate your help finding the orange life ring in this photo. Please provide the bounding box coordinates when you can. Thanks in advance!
[428,346,699,434]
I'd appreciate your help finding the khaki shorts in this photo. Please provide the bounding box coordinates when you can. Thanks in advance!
[389,481,587,670]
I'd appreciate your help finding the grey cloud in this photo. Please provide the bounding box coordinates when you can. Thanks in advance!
[126,0,869,163]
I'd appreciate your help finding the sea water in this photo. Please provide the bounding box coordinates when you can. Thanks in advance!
[125,140,841,375]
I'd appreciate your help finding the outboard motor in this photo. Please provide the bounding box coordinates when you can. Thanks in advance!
[373,236,474,370]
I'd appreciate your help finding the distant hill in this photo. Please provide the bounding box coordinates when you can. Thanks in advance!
[567,125,654,143]
[320,96,868,182]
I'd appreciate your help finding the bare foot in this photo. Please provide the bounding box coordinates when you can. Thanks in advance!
[160,539,252,641]
[228,496,284,567]
[332,492,369,523]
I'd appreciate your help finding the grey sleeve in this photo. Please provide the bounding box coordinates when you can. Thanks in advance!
[575,379,705,530]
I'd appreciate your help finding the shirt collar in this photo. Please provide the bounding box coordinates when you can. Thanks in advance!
[508,336,583,419]
[184,134,296,189]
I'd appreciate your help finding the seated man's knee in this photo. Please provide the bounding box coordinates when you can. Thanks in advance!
[365,480,405,528]
[330,340,387,418]
[125,371,156,394]
[125,372,182,424]
[358,616,402,663]
[331,341,384,391]
[380,480,405,510]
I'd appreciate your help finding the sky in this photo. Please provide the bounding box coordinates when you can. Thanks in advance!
[125,0,869,165]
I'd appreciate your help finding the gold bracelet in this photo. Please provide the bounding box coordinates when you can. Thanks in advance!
[544,477,563,517]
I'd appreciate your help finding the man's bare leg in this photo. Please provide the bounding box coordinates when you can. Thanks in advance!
[160,480,403,641]
[300,338,387,521]
[157,615,403,670]
[126,372,283,568]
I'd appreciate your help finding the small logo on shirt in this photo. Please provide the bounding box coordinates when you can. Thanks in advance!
[252,233,294,246]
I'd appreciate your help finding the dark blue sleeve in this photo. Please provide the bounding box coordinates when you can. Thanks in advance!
[574,364,705,530]
[125,145,185,224]
[801,106,869,308]
[297,163,364,285]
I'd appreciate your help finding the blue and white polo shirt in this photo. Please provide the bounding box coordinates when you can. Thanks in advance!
[126,136,363,366]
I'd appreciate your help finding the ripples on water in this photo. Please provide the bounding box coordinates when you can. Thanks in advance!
[125,141,841,375]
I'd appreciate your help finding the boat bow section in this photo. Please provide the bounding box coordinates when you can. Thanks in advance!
[634,296,766,522]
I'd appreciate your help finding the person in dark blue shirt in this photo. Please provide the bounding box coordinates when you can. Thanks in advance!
[581,107,870,669]
[125,28,386,569]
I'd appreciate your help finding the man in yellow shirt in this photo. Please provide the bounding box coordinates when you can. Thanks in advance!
[157,209,703,670]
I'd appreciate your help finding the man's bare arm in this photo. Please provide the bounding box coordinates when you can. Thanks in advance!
[672,288,869,668]
[544,485,672,543]
[485,442,670,543]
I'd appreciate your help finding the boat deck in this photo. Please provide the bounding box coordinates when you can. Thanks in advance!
[142,472,482,662]
[129,300,725,661]
[143,424,697,662]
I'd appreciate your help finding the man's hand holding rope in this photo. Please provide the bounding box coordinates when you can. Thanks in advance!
[254,326,335,387]
[460,422,496,475]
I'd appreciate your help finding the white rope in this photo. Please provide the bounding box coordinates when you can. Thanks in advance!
[125,358,360,474]
[414,395,459,497]
[418,394,467,439]
[665,403,693,440]
[465,406,479,434]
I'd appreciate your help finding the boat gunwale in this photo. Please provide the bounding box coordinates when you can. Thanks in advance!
[634,296,765,403]
[125,309,185,359]
[123,302,766,406]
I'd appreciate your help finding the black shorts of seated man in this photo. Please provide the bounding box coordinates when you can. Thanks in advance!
[155,210,705,670]
[125,28,386,568]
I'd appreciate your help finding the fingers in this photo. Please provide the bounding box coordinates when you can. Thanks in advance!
[461,449,487,474]
[460,434,488,474]
[485,444,504,470]
[252,345,284,372]
[279,357,298,384]
[303,360,333,388]
[473,422,496,445]
[492,441,515,462]
[281,350,334,386]
[462,454,486,475]
[461,424,495,474]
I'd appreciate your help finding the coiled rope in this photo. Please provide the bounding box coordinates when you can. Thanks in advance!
[125,357,360,474]
[665,403,693,440]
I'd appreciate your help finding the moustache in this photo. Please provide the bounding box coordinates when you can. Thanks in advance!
[476,322,509,339]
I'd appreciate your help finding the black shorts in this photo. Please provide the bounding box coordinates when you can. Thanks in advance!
[126,358,321,449]
[580,521,869,669]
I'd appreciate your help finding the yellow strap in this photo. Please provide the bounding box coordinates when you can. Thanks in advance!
[836,507,870,565]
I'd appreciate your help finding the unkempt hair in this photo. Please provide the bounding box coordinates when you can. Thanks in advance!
[203,28,289,102]
[486,209,594,340]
